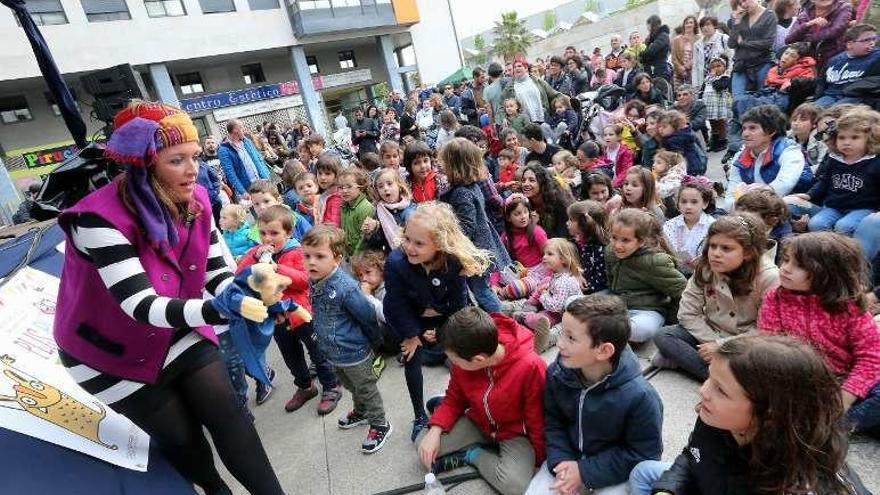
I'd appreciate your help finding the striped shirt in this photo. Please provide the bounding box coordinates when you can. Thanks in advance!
[60,213,234,404]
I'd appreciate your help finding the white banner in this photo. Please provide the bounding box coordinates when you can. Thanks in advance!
[0,267,150,471]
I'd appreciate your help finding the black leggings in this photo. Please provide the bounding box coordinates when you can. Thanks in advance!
[115,359,284,495]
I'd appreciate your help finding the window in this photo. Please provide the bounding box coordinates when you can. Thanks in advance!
[197,0,235,13]
[338,50,357,69]
[241,64,266,85]
[45,90,80,117]
[176,72,204,95]
[144,0,186,17]
[191,116,209,141]
[306,56,320,75]
[24,0,68,25]
[0,96,33,124]
[81,0,132,21]
[247,0,278,10]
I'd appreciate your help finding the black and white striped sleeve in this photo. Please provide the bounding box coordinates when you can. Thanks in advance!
[70,213,226,328]
[204,221,234,296]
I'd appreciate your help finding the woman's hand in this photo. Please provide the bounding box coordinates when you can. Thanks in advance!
[423,329,437,343]
[400,336,422,362]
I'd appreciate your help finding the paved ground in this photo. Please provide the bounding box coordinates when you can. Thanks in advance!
[215,150,880,494]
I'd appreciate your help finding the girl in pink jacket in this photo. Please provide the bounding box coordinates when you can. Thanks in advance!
[759,232,880,436]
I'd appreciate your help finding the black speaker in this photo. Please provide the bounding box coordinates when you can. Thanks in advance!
[80,64,148,123]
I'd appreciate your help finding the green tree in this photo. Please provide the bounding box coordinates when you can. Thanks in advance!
[493,11,532,62]
[542,11,557,32]
[584,0,599,12]
[473,34,488,66]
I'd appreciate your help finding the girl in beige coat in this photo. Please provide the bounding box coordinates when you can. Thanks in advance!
[652,213,779,380]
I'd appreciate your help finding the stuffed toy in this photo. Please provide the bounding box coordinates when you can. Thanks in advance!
[212,263,311,385]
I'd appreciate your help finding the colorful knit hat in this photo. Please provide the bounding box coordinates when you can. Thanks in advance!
[105,101,200,252]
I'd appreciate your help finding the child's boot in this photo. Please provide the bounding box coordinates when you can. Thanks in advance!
[317,386,343,415]
[285,383,318,412]
[362,421,393,454]
[524,313,551,353]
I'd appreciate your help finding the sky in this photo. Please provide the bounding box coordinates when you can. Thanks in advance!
[449,0,572,37]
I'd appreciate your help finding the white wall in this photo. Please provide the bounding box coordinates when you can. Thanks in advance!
[409,0,462,85]
[0,0,297,80]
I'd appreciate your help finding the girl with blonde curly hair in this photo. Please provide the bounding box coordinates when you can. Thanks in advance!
[384,201,492,440]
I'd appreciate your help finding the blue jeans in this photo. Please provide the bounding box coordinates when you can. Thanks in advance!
[629,460,672,495]
[849,381,880,436]
[785,200,823,220]
[728,63,772,153]
[218,330,248,409]
[628,309,666,343]
[273,322,338,391]
[855,212,880,260]
[808,208,875,236]
[468,273,502,312]
[815,95,863,108]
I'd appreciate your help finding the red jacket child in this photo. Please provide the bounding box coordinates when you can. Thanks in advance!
[237,240,311,330]
[764,56,816,93]
[429,313,548,464]
[607,143,635,189]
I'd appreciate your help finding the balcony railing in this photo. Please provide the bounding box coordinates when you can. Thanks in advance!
[288,0,402,38]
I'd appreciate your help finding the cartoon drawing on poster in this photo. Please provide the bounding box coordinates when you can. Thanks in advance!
[0,355,117,450]
[0,267,150,471]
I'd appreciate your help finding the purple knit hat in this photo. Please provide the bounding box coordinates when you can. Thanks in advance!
[104,102,199,252]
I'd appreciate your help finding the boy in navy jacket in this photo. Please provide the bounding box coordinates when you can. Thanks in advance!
[527,294,663,494]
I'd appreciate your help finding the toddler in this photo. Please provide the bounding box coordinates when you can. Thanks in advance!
[566,200,609,294]
[541,95,579,145]
[662,176,716,274]
[315,155,343,227]
[503,98,530,137]
[652,150,687,215]
[220,203,254,258]
[602,124,635,188]
[302,225,391,453]
[338,168,374,257]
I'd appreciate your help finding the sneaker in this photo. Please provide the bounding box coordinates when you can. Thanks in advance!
[431,450,469,474]
[426,396,444,415]
[338,410,370,429]
[411,415,429,442]
[317,386,342,415]
[284,385,319,412]
[255,381,274,405]
[362,421,393,454]
[372,355,387,378]
[254,367,276,405]
[651,351,679,370]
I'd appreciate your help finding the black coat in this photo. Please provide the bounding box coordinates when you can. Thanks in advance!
[640,25,671,80]
[399,112,419,142]
[653,419,870,495]
[351,117,380,156]
[615,69,644,96]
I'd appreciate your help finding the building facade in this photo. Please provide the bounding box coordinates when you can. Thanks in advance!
[0,0,462,186]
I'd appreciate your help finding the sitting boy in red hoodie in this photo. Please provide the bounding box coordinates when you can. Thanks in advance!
[764,43,817,93]
[416,307,546,495]
[237,205,342,413]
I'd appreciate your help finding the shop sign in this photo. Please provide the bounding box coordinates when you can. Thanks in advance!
[22,144,78,169]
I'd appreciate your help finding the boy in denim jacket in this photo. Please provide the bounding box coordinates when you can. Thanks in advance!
[302,225,392,454]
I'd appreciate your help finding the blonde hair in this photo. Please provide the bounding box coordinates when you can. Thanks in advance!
[544,238,582,275]
[372,168,412,203]
[832,108,880,156]
[439,138,484,186]
[220,203,248,229]
[552,150,579,171]
[404,202,491,277]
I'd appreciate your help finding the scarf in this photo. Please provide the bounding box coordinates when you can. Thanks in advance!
[376,197,411,248]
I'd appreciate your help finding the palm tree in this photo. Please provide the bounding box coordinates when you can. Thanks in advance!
[493,11,532,62]
[473,34,488,66]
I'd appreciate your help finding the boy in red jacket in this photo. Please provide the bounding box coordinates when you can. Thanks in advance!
[416,307,546,495]
[237,205,342,413]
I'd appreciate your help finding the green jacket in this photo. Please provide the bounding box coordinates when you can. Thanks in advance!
[500,75,560,121]
[606,247,687,317]
[341,193,374,257]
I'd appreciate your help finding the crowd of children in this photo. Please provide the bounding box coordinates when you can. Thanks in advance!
[190,15,880,495]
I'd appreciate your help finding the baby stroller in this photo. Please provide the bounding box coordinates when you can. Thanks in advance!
[575,84,626,146]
